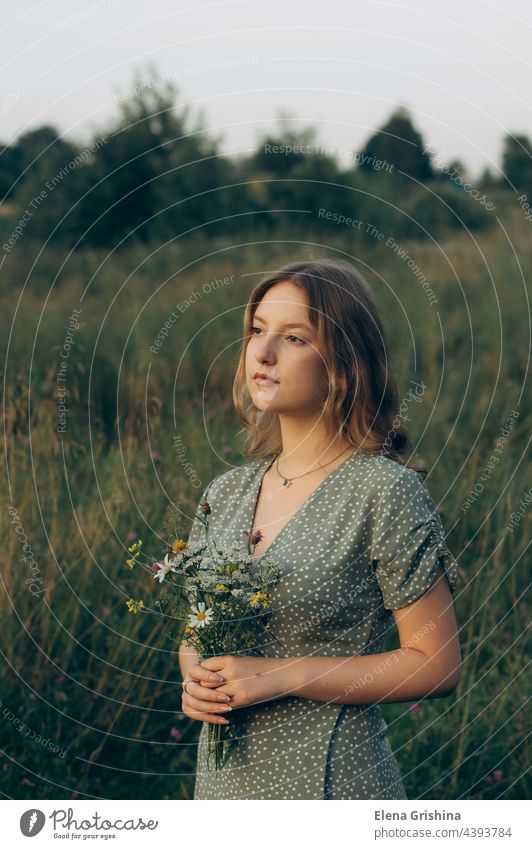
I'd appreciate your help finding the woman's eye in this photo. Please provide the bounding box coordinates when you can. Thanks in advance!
[250,327,306,345]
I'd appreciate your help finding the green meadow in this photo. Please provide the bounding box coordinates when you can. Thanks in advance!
[0,201,530,799]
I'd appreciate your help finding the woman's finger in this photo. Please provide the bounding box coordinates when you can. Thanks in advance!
[185,692,233,716]
[182,693,232,724]
[185,680,232,703]
[189,663,225,684]
[186,709,230,725]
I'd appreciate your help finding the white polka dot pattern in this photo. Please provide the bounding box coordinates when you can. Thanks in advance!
[186,450,459,799]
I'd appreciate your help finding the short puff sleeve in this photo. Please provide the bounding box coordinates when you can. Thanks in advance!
[369,466,459,610]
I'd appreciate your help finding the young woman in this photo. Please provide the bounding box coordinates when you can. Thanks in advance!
[179,257,461,800]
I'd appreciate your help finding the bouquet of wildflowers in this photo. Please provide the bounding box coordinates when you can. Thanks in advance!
[125,498,283,770]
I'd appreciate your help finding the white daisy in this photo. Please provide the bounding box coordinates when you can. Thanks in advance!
[188,601,214,628]
[152,553,175,584]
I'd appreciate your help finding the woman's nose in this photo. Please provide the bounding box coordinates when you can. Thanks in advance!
[255,332,277,360]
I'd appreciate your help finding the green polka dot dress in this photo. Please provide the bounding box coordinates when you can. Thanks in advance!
[187,449,459,800]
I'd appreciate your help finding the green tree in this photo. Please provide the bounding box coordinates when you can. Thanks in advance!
[501,133,532,195]
[90,63,233,246]
[0,144,21,199]
[1,125,74,200]
[249,109,318,177]
[9,65,232,249]
[356,106,434,182]
[9,128,96,247]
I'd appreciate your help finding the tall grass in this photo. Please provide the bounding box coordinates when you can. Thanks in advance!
[1,214,530,799]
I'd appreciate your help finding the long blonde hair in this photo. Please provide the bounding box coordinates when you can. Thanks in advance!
[232,257,424,473]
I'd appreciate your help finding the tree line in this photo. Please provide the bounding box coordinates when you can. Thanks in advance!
[1,65,530,251]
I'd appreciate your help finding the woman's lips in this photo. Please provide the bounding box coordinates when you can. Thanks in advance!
[253,376,278,386]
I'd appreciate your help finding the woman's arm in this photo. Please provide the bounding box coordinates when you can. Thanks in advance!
[290,566,461,704]
[198,566,462,707]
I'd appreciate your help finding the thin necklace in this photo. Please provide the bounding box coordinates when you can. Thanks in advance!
[275,445,354,488]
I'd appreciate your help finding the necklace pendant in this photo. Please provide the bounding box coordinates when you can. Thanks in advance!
[283,478,293,488]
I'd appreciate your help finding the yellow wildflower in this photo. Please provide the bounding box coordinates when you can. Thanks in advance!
[251,591,268,606]
[172,539,187,554]
[125,598,145,614]
[126,550,141,569]
[215,583,229,591]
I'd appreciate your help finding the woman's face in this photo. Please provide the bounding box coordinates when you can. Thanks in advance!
[245,281,328,415]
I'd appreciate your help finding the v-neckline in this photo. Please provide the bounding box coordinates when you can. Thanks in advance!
[247,449,365,560]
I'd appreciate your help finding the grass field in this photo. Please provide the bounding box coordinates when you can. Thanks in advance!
[1,208,530,799]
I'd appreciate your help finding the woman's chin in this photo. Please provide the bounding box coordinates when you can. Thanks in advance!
[254,399,277,412]
[251,387,281,406]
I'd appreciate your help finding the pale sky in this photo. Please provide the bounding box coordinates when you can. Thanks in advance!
[2,0,532,178]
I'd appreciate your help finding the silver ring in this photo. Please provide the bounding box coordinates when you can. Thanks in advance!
[183,680,191,695]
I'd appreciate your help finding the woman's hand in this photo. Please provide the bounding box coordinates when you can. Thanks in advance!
[181,664,233,725]
[195,655,292,709]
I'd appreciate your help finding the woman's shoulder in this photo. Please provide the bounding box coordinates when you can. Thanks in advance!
[354,453,444,532]
[355,452,428,503]
[357,451,423,483]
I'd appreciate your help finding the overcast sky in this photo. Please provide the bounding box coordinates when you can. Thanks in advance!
[2,0,532,178]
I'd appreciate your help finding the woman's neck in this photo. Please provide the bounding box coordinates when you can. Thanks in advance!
[277,416,353,474]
